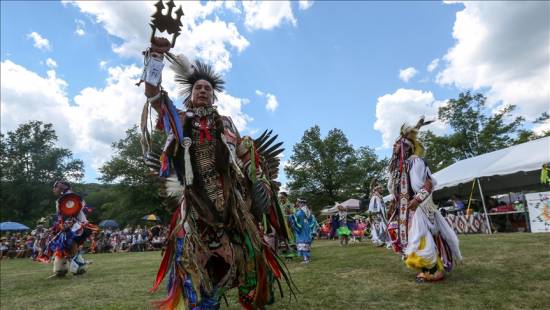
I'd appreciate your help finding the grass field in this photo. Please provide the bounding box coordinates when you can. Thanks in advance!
[1,233,549,310]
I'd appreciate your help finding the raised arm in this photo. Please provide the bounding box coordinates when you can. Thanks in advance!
[141,37,172,114]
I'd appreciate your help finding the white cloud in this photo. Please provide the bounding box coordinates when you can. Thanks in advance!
[1,59,253,176]
[399,67,417,82]
[299,1,314,10]
[66,1,249,72]
[534,120,550,135]
[427,58,439,72]
[75,19,86,36]
[99,60,108,69]
[255,89,279,112]
[1,60,72,147]
[186,18,249,72]
[46,58,57,69]
[374,89,447,148]
[265,94,279,112]
[437,1,550,121]
[242,1,296,30]
[26,32,51,50]
[0,60,143,171]
[215,92,253,132]
[224,1,242,14]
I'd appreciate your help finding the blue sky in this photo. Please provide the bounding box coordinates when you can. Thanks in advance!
[2,1,548,184]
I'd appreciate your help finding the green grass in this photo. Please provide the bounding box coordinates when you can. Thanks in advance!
[2,234,549,309]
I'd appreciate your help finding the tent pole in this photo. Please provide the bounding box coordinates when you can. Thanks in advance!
[477,178,492,234]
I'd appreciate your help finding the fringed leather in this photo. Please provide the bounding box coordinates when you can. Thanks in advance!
[150,208,181,292]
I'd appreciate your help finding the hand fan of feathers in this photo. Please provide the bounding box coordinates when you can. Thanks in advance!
[143,151,184,211]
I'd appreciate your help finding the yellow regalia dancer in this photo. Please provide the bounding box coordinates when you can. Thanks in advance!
[387,117,462,282]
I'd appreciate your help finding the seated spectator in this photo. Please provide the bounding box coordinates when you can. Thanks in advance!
[452,194,466,215]
[0,238,8,259]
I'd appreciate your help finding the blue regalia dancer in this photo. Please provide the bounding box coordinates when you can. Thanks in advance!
[289,199,318,263]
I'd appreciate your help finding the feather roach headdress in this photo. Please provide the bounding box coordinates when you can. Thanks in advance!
[165,53,224,105]
[388,116,434,175]
[369,178,381,193]
[397,116,435,157]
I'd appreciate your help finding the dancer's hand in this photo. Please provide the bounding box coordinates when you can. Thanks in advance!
[150,37,171,54]
[408,199,419,211]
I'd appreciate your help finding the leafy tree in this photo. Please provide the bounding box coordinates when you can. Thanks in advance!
[0,121,83,224]
[285,126,387,212]
[354,146,389,195]
[98,126,166,224]
[515,112,550,143]
[422,91,548,172]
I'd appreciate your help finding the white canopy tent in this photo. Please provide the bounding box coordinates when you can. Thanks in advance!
[431,137,550,233]
[320,198,361,215]
[433,137,550,197]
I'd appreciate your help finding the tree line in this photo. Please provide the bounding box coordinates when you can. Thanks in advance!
[1,92,548,224]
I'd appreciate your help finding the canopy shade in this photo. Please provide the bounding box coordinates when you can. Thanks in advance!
[0,221,30,231]
[432,137,550,200]
[320,198,361,215]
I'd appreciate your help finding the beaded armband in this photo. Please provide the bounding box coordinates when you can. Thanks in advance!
[413,179,433,203]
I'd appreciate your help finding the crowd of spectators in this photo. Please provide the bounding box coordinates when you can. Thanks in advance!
[90,225,167,253]
[0,224,168,260]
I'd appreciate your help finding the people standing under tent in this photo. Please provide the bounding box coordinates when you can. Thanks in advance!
[368,180,390,247]
[336,205,352,246]
[38,180,99,277]
[139,33,294,308]
[452,194,466,215]
[289,199,318,263]
[387,118,462,282]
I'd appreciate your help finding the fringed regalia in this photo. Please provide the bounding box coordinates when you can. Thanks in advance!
[336,207,352,246]
[288,201,318,263]
[368,183,389,247]
[39,183,99,276]
[387,119,462,282]
[140,52,295,309]
[277,198,298,259]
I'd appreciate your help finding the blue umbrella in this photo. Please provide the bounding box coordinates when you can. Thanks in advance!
[0,221,30,231]
[98,219,119,229]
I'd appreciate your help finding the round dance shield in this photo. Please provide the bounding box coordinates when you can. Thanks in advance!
[57,193,83,217]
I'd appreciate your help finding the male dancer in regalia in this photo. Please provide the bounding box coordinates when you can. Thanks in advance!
[387,118,462,282]
[139,28,293,307]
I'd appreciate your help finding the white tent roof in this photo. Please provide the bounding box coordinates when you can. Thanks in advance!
[320,198,361,215]
[432,137,550,197]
